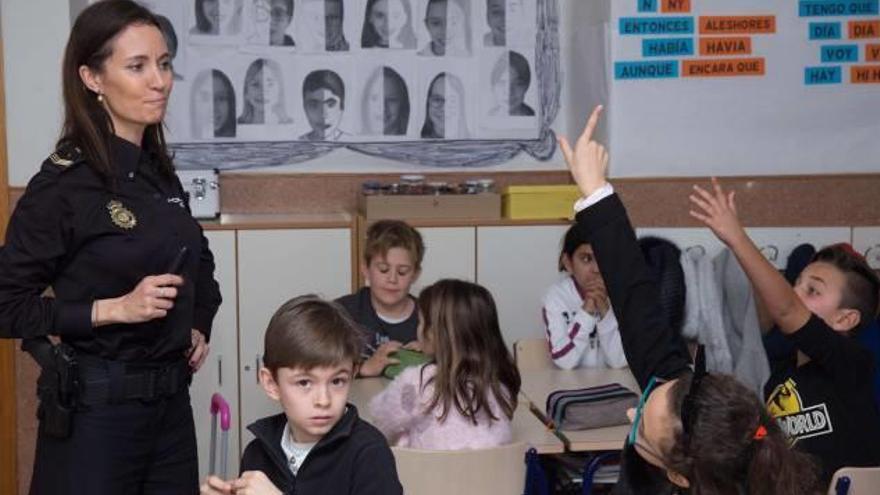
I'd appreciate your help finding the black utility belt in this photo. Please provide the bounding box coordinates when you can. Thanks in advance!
[77,355,192,405]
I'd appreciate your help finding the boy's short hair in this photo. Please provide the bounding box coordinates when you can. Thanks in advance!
[363,220,425,270]
[813,244,880,330]
[263,295,363,376]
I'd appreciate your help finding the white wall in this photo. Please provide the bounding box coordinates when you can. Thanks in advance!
[2,0,70,186]
[2,0,606,185]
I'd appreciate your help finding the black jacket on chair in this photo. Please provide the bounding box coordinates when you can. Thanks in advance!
[240,405,403,495]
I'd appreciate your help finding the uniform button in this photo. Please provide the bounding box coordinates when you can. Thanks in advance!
[127,172,134,179]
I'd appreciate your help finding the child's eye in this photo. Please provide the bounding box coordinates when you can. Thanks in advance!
[296,379,311,388]
[331,377,349,387]
[160,60,173,71]
[128,64,143,72]
[397,268,411,277]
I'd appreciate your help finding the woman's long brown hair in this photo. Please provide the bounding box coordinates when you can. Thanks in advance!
[59,0,174,182]
[418,279,521,425]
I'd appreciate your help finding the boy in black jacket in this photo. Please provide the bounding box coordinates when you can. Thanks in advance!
[201,295,403,495]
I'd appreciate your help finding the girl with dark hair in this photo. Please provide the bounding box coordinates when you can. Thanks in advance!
[540,224,626,370]
[558,106,822,494]
[0,2,222,493]
[361,0,417,48]
[368,279,521,449]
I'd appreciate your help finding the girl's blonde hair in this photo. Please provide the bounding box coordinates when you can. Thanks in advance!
[417,279,521,424]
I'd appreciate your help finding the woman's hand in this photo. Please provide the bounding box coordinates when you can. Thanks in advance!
[187,329,210,371]
[358,341,402,377]
[688,178,748,247]
[558,105,609,198]
[92,274,184,326]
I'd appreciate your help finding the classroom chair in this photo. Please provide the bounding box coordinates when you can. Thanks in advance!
[829,466,880,495]
[392,442,529,495]
[514,338,555,372]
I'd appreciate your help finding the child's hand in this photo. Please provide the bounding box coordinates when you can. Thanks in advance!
[689,178,747,247]
[359,341,402,377]
[231,471,282,495]
[558,105,609,198]
[583,289,610,318]
[403,340,423,352]
[200,475,233,495]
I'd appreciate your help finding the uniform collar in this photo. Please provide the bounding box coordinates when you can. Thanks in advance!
[109,134,146,180]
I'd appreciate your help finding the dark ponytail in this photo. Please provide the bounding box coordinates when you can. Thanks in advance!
[664,373,822,495]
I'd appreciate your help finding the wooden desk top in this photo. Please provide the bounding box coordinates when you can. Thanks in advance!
[349,377,564,455]
[519,368,640,452]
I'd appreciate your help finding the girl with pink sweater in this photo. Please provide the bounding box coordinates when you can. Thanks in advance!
[368,279,522,449]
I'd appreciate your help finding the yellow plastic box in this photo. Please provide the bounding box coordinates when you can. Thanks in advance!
[503,185,581,220]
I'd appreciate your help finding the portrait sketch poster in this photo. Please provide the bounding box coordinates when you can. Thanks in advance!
[140,0,561,169]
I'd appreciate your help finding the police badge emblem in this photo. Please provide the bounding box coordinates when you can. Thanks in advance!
[107,200,137,229]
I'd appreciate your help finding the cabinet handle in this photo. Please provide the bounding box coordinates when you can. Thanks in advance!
[217,355,222,387]
[255,355,261,384]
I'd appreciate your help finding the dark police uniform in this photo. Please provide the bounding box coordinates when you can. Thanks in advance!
[0,136,222,494]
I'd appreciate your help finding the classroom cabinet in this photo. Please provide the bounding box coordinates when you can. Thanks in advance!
[476,225,570,347]
[411,227,476,294]
[192,230,241,479]
[236,228,353,447]
[190,227,352,477]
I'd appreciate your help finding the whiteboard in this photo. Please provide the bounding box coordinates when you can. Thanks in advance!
[609,0,880,177]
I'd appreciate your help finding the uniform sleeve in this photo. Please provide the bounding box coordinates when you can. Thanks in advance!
[192,229,221,341]
[575,194,691,388]
[596,308,628,369]
[367,367,424,442]
[541,288,597,370]
[0,166,92,339]
[350,439,403,495]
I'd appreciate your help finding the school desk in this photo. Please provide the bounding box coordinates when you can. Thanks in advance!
[349,377,565,454]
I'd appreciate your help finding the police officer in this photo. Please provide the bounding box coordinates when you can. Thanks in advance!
[0,2,221,493]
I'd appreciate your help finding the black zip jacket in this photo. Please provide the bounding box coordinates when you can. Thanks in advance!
[240,405,403,495]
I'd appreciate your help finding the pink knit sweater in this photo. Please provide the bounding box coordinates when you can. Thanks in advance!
[367,364,513,450]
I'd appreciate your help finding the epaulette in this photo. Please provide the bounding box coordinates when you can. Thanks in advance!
[45,145,84,171]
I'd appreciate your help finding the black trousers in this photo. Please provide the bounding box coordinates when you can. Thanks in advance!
[29,387,198,495]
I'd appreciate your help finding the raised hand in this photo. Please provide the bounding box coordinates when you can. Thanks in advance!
[688,177,747,246]
[558,105,609,198]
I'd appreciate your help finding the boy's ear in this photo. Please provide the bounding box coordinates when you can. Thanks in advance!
[360,263,371,287]
[665,469,690,489]
[830,307,861,332]
[259,367,281,401]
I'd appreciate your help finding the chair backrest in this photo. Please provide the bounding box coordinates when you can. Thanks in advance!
[828,466,880,495]
[514,338,555,372]
[392,442,528,495]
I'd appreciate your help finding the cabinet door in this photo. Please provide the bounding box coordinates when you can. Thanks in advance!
[411,227,476,294]
[476,226,569,347]
[191,230,240,480]
[237,228,352,445]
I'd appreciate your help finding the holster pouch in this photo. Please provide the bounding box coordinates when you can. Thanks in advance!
[25,338,79,439]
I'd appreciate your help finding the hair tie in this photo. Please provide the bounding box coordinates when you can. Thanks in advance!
[753,425,768,441]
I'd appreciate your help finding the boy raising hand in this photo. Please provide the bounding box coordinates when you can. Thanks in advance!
[690,178,880,482]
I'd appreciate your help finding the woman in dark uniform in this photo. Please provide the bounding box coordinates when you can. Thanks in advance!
[0,1,221,493]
